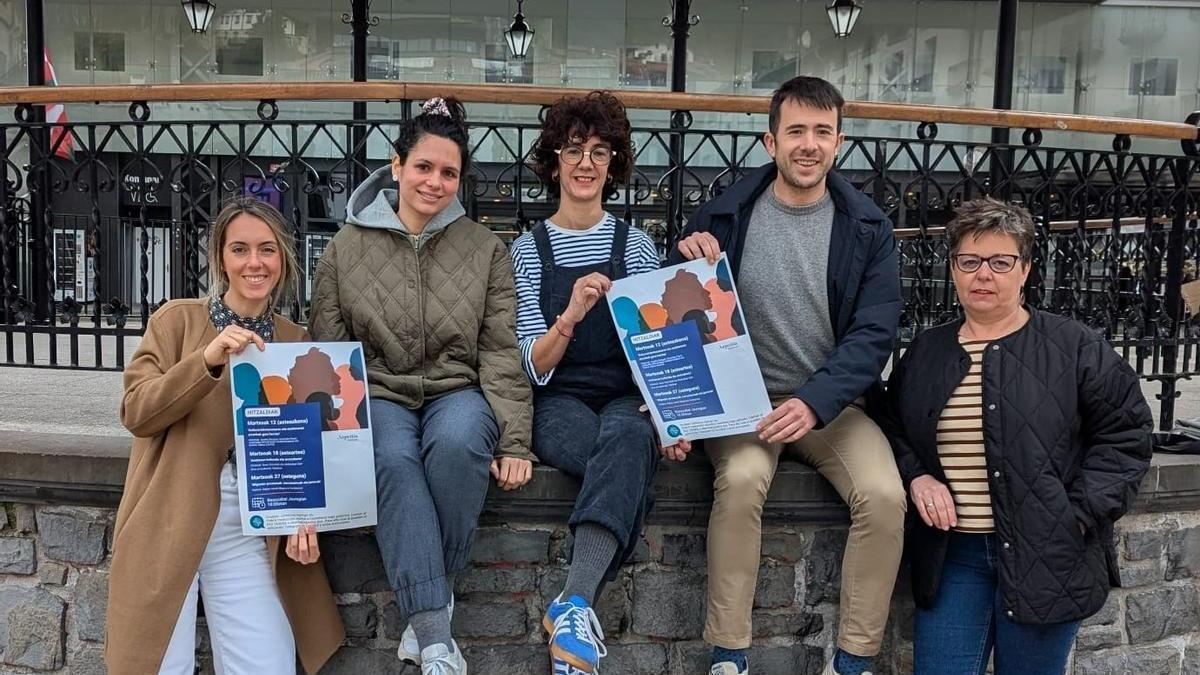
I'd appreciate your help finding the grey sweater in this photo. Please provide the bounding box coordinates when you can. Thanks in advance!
[737,186,836,397]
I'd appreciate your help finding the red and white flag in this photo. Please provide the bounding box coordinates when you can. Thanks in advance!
[43,48,72,159]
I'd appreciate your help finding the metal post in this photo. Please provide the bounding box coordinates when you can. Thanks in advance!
[346,0,374,188]
[666,0,698,247]
[1159,157,1190,430]
[26,0,52,322]
[990,0,1017,199]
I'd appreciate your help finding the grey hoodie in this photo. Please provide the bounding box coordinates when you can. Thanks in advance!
[345,165,466,250]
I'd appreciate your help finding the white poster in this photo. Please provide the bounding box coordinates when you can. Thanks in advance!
[607,255,772,442]
[230,341,377,535]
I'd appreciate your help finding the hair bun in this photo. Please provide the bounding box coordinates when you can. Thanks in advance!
[420,96,468,133]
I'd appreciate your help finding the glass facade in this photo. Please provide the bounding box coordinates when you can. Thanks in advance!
[3,0,1199,150]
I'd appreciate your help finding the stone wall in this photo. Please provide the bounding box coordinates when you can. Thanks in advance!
[2,436,1200,674]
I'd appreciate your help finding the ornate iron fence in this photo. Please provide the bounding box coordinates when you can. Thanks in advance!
[1,84,1198,428]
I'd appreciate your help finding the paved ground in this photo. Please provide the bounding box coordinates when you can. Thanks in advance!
[0,363,1195,439]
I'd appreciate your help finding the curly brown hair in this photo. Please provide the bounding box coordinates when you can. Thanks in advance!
[530,91,633,202]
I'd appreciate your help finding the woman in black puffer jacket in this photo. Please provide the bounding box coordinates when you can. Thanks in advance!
[877,198,1153,675]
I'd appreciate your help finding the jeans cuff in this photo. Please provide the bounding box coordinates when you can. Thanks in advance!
[394,574,452,618]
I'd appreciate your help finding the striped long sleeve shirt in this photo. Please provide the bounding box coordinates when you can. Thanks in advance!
[936,338,995,533]
[509,213,660,385]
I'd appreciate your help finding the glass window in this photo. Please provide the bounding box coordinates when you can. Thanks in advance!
[74,32,127,72]
[216,36,264,76]
[0,2,24,86]
[1129,58,1178,96]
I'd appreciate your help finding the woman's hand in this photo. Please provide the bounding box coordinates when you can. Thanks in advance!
[676,232,722,264]
[910,475,957,531]
[491,457,533,491]
[562,273,612,326]
[661,438,692,462]
[203,325,266,369]
[285,524,320,564]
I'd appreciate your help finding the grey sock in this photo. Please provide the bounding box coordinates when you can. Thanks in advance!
[562,523,619,605]
[407,605,452,652]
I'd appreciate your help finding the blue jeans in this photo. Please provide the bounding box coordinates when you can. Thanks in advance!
[533,393,660,579]
[371,388,497,618]
[914,533,1080,675]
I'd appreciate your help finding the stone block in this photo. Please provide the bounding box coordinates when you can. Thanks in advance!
[1184,643,1200,675]
[470,527,551,564]
[451,600,528,638]
[604,643,669,674]
[321,533,389,594]
[74,569,109,642]
[339,602,378,639]
[1,587,65,670]
[381,600,404,641]
[751,608,820,638]
[661,533,707,568]
[35,507,106,564]
[628,530,657,564]
[1166,527,1200,581]
[1121,559,1165,587]
[0,505,7,531]
[455,566,537,596]
[68,644,107,675]
[460,645,549,675]
[761,530,807,562]
[1075,624,1124,651]
[319,646,410,674]
[594,576,632,637]
[667,640,712,675]
[804,529,847,606]
[0,537,36,575]
[754,562,796,609]
[37,562,67,586]
[1073,645,1182,675]
[11,505,36,534]
[631,568,705,639]
[1125,585,1200,644]
[1125,528,1166,561]
[746,644,824,675]
[1082,595,1120,627]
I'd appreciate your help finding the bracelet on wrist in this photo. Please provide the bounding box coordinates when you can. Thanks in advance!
[554,315,574,339]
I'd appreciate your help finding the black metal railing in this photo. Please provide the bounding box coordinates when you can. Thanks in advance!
[1,85,1198,429]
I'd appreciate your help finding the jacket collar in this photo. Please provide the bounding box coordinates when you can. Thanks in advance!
[705,163,889,226]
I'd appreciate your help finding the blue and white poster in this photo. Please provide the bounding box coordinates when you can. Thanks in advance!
[230,341,377,536]
[607,255,772,441]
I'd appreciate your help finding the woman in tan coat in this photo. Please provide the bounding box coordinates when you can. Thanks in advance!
[106,198,344,674]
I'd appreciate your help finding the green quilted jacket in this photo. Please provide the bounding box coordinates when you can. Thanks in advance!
[308,167,533,461]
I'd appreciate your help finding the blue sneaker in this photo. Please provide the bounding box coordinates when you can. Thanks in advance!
[552,656,590,675]
[542,594,607,673]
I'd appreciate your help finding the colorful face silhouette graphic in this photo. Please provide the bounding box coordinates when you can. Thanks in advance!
[332,363,366,431]
[639,302,669,329]
[288,347,341,404]
[661,269,713,326]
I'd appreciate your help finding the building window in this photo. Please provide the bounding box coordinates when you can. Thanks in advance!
[216,37,264,76]
[1129,58,1177,96]
[912,37,937,93]
[484,43,531,84]
[751,50,799,90]
[1023,56,1067,95]
[74,32,126,72]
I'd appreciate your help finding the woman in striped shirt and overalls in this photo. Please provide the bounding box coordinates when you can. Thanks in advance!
[510,91,687,675]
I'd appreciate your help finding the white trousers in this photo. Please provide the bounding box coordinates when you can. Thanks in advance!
[160,462,297,675]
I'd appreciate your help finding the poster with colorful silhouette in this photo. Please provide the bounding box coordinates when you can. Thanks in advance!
[230,341,377,536]
[607,255,771,441]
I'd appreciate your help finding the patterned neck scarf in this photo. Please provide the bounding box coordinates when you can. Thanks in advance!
[208,295,275,343]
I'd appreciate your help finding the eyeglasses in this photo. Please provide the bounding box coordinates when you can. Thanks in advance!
[952,253,1022,274]
[555,145,615,166]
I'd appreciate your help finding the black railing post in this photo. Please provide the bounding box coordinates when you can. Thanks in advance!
[665,0,698,248]
[346,0,374,188]
[990,0,1017,200]
[1159,157,1190,430]
[25,0,52,323]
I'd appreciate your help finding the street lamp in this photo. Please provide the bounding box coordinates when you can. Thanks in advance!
[504,0,535,59]
[826,0,862,38]
[182,0,216,34]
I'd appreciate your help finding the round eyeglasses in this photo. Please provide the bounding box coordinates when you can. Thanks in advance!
[952,253,1022,274]
[555,145,614,166]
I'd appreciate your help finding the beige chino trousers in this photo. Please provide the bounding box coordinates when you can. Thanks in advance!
[703,401,906,655]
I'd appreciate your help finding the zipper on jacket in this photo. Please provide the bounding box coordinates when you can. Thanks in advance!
[411,236,426,396]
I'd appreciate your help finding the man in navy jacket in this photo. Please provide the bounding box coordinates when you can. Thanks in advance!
[668,76,903,675]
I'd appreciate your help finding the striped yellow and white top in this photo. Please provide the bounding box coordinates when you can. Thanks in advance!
[936,338,994,533]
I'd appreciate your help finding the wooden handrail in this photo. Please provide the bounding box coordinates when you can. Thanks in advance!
[1,81,1197,143]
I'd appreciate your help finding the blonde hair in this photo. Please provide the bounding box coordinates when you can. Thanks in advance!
[206,196,300,311]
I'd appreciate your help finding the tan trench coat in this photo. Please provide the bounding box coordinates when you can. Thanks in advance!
[105,299,344,674]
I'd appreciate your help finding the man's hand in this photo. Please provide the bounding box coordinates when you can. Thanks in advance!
[676,232,722,264]
[661,438,693,462]
[756,398,818,444]
[490,457,533,491]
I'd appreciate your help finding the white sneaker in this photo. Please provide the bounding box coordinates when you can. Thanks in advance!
[710,661,748,675]
[398,595,455,664]
[419,640,467,675]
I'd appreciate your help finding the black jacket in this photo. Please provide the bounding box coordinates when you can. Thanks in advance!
[666,165,901,426]
[878,309,1153,624]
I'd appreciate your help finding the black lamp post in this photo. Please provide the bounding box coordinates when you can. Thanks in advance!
[505,0,534,59]
[182,0,216,34]
[826,0,862,38]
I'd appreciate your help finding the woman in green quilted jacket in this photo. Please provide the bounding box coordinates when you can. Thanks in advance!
[308,96,534,675]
